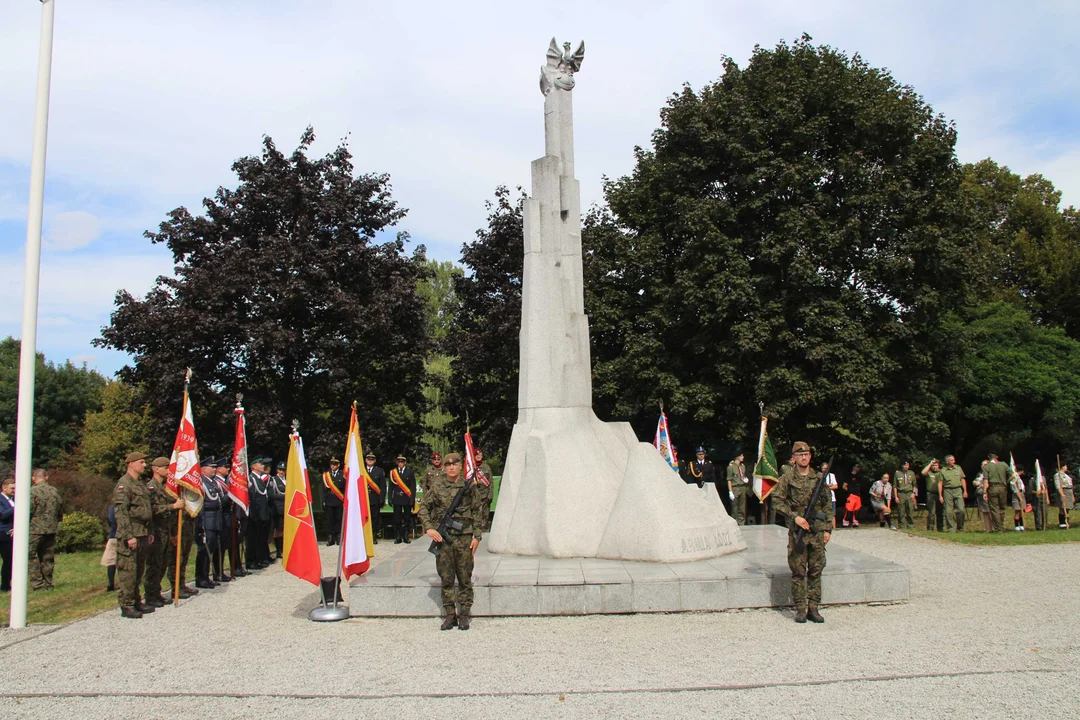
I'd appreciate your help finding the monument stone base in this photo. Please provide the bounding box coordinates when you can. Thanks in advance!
[347,526,909,617]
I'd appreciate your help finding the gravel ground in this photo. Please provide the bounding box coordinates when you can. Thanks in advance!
[0,531,1076,719]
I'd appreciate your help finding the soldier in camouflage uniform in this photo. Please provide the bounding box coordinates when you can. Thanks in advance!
[472,447,494,534]
[113,452,154,618]
[892,460,917,529]
[144,457,184,605]
[420,452,485,631]
[28,468,63,590]
[421,453,445,495]
[772,441,832,624]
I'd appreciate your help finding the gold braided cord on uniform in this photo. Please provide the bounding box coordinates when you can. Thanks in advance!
[689,462,702,479]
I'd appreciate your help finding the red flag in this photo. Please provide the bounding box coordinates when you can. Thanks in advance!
[283,431,321,586]
[228,406,250,514]
[464,430,489,486]
[341,405,372,580]
[166,391,204,514]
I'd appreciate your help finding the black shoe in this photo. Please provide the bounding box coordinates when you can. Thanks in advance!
[120,606,143,619]
[404,538,411,544]
[219,575,232,583]
[440,614,457,631]
[195,579,215,589]
[394,539,402,544]
[807,607,825,623]
[144,595,167,608]
[135,602,156,614]
[105,585,116,592]
[794,608,807,623]
[458,610,471,631]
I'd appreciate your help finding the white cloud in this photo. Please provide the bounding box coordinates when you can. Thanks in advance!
[44,210,100,251]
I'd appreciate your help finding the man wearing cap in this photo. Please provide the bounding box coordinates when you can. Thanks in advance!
[247,458,272,567]
[269,461,287,560]
[389,455,417,543]
[144,457,184,605]
[214,459,235,578]
[772,441,831,624]
[322,458,345,546]
[725,452,749,524]
[365,453,386,542]
[685,447,713,490]
[420,452,485,631]
[892,460,917,530]
[28,467,63,590]
[195,458,221,588]
[937,455,968,533]
[473,447,495,534]
[113,452,155,618]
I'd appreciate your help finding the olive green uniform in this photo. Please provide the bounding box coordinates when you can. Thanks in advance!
[727,461,749,525]
[28,481,63,590]
[924,470,942,531]
[773,466,831,611]
[982,461,1012,533]
[893,470,917,529]
[143,477,176,599]
[112,473,153,609]
[419,473,486,615]
[938,465,966,533]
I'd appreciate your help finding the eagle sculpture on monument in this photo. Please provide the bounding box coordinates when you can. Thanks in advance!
[540,38,585,95]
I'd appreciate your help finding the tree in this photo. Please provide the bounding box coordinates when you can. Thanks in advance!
[582,36,977,465]
[447,187,524,459]
[96,128,430,465]
[0,337,107,466]
[417,259,463,342]
[417,260,463,456]
[76,380,153,476]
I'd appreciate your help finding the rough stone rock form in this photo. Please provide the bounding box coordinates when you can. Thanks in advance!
[486,39,745,562]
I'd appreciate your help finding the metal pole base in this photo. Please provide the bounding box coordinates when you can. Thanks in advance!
[309,605,350,622]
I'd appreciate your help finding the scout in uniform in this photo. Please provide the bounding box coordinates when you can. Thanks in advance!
[892,460,917,529]
[724,452,748,524]
[937,455,968,533]
[365,452,386,542]
[420,452,485,631]
[772,441,831,624]
[982,453,1013,533]
[389,455,417,543]
[921,459,943,531]
[321,458,345,546]
[28,468,63,590]
[113,452,154,618]
[1054,464,1074,528]
[144,457,184,605]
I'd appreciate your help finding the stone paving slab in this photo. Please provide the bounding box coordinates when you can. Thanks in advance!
[348,525,908,617]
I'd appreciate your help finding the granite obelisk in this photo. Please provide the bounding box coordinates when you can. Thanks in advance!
[487,39,745,562]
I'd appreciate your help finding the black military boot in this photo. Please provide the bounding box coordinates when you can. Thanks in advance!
[794,607,807,623]
[144,594,167,608]
[458,608,471,631]
[807,605,825,623]
[440,611,457,631]
[120,606,143,619]
[136,601,156,614]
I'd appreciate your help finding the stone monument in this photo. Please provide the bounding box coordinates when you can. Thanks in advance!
[486,39,745,562]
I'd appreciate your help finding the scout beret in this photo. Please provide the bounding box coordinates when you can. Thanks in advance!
[151,457,170,468]
[125,451,148,463]
[791,441,811,454]
[444,452,462,464]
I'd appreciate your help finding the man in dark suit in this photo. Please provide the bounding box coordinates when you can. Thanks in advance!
[322,458,345,546]
[246,457,272,568]
[365,452,387,543]
[388,455,417,544]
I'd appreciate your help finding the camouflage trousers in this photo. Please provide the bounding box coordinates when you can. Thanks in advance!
[787,530,827,610]
[143,530,170,598]
[116,536,150,608]
[894,495,916,528]
[987,484,1008,533]
[29,532,56,589]
[731,484,750,525]
[435,534,475,612]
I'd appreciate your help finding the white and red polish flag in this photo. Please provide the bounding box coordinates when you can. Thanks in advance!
[228,404,250,514]
[166,377,204,516]
[464,429,489,486]
[341,404,373,580]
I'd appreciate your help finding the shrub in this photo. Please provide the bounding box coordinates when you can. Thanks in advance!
[56,511,107,553]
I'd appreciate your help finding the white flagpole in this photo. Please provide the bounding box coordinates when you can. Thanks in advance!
[10,0,57,630]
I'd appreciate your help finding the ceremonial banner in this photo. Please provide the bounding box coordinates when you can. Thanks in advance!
[166,389,204,516]
[341,405,372,580]
[464,429,490,486]
[228,404,250,514]
[753,416,780,500]
[283,430,321,586]
[1034,459,1045,493]
[653,410,679,472]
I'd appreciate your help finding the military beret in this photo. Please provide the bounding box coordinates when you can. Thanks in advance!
[329,457,341,464]
[151,456,170,468]
[791,441,811,454]
[444,452,462,464]
[125,451,147,463]
[431,452,441,460]
[396,455,407,462]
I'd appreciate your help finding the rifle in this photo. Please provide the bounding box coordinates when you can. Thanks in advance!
[428,477,475,556]
[793,455,835,546]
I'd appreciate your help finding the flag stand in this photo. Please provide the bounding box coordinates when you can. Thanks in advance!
[310,489,350,622]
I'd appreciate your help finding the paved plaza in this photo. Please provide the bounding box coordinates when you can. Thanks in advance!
[0,530,1076,719]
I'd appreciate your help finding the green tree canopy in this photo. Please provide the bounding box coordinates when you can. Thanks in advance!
[582,36,977,463]
[96,128,430,464]
[0,337,106,466]
[76,380,153,476]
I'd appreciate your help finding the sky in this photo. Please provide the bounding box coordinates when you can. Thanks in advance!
[1,0,1077,376]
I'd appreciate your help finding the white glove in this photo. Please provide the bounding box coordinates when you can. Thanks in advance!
[729,491,735,501]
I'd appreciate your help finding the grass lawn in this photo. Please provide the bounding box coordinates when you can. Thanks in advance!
[0,547,197,626]
[902,508,1080,546]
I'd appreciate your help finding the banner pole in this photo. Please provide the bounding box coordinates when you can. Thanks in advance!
[173,507,183,606]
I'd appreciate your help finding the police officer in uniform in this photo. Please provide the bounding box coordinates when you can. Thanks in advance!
[247,457,272,568]
[773,441,831,624]
[269,461,287,560]
[365,452,386,542]
[389,455,417,544]
[322,458,345,546]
